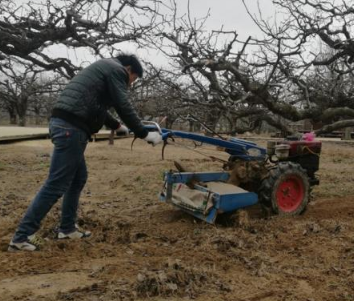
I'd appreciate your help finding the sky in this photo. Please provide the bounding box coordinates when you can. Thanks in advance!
[125,0,277,66]
[177,0,276,38]
[40,0,277,69]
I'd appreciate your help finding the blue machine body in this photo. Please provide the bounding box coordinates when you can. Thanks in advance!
[160,171,258,224]
[142,125,266,224]
[144,126,267,161]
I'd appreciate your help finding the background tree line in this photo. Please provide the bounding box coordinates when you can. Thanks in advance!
[1,0,353,137]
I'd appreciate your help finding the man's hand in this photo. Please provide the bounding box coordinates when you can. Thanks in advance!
[144,132,162,146]
[116,124,130,136]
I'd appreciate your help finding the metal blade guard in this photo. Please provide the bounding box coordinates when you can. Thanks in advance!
[160,171,258,224]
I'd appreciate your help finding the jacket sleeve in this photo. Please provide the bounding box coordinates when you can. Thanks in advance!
[104,111,120,130]
[107,68,148,138]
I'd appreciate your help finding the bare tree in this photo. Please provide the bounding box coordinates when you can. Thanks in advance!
[243,0,354,135]
[0,58,61,126]
[0,0,162,78]
[29,86,63,125]
[130,64,193,128]
[0,0,166,126]
[0,86,17,124]
[154,0,354,135]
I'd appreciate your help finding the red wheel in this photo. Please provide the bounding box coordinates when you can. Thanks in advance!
[276,175,305,212]
[260,162,309,215]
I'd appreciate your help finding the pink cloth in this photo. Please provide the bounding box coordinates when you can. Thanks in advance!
[302,132,315,141]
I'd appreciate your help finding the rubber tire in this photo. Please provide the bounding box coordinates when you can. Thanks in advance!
[259,161,310,216]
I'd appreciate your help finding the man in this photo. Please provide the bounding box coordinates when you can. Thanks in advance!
[8,54,162,252]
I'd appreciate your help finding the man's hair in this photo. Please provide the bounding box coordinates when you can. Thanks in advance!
[116,53,143,78]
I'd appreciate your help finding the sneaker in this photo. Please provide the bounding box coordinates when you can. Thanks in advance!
[8,235,43,252]
[57,228,91,240]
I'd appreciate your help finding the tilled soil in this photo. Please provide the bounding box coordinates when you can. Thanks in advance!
[0,137,354,301]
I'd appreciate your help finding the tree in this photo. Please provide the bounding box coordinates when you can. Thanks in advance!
[29,87,62,125]
[266,0,354,135]
[0,58,61,126]
[130,64,194,129]
[0,0,162,78]
[155,0,354,135]
[0,86,17,124]
[0,0,164,125]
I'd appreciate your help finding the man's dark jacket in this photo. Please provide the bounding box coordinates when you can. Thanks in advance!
[52,58,148,138]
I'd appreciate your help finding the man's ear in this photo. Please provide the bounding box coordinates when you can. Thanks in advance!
[125,66,132,73]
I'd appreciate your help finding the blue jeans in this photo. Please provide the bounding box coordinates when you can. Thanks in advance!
[13,118,89,242]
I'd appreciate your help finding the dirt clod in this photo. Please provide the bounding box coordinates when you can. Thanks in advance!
[135,260,216,298]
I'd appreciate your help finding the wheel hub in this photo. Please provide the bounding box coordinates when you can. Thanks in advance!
[276,175,305,212]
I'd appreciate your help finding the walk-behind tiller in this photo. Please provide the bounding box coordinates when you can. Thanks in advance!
[143,122,322,224]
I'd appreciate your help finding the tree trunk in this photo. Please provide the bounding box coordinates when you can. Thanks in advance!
[17,97,28,127]
[5,104,17,124]
[204,109,221,136]
[188,120,195,132]
[18,115,26,127]
[166,116,175,129]
[35,115,40,125]
[9,112,17,124]
[17,106,27,127]
[34,108,41,125]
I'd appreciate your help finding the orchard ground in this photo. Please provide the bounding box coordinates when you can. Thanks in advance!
[0,135,353,301]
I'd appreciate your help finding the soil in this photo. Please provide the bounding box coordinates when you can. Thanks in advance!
[0,137,354,301]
